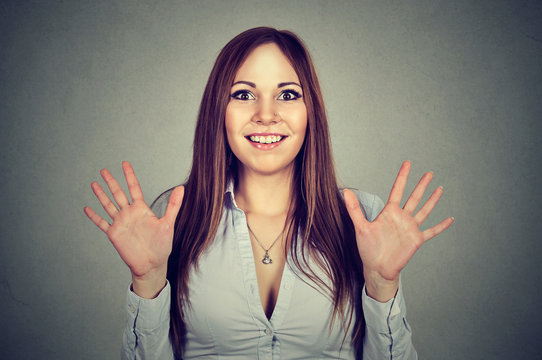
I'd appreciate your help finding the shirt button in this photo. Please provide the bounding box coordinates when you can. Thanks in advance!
[128,304,136,313]
[265,328,273,336]
[284,283,291,290]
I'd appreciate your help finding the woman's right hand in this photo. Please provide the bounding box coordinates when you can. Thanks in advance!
[84,161,184,298]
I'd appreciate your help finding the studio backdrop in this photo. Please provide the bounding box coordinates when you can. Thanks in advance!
[0,1,540,359]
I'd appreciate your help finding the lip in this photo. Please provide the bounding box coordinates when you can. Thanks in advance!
[245,133,287,150]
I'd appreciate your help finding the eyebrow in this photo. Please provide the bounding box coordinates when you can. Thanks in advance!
[278,82,302,88]
[231,80,302,88]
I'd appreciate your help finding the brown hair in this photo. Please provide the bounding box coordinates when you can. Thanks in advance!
[168,27,364,357]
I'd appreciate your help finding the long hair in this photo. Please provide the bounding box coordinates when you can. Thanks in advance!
[168,27,364,357]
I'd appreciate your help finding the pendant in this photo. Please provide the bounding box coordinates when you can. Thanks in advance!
[262,251,272,264]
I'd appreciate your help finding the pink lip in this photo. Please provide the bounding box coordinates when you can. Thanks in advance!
[245,133,287,150]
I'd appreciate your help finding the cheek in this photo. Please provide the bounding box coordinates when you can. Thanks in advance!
[224,106,249,158]
[225,104,251,133]
[224,106,238,143]
[293,106,308,135]
[280,102,307,132]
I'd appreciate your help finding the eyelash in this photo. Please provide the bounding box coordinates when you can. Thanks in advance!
[279,89,302,101]
[230,89,302,101]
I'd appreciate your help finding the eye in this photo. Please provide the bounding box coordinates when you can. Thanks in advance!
[231,90,255,101]
[278,89,302,101]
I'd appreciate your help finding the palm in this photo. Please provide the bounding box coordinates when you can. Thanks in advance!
[345,161,453,284]
[105,200,173,276]
[355,203,426,281]
[84,161,184,278]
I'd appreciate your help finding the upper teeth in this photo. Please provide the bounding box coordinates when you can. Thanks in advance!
[249,135,283,144]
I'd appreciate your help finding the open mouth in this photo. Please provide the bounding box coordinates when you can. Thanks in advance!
[246,135,287,144]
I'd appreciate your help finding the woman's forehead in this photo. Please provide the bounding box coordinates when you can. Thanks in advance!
[233,43,300,84]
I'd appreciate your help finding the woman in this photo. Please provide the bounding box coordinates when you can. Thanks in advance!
[84,27,453,359]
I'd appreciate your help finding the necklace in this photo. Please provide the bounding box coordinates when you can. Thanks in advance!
[247,224,284,265]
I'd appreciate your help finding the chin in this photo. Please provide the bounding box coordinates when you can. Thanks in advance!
[240,161,295,177]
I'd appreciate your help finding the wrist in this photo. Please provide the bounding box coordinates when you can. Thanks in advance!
[131,266,167,299]
[363,269,399,303]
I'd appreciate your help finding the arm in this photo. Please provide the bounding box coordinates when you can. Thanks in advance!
[120,188,178,360]
[348,191,417,359]
[345,161,453,358]
[361,279,417,360]
[121,282,175,360]
[83,162,183,359]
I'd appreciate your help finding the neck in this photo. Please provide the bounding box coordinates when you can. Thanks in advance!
[234,164,294,217]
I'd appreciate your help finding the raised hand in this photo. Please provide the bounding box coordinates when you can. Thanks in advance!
[344,161,454,302]
[84,161,184,298]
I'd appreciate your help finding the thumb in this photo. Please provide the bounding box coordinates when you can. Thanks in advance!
[344,189,368,229]
[163,186,185,227]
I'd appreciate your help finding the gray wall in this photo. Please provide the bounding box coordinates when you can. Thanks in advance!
[1,0,540,359]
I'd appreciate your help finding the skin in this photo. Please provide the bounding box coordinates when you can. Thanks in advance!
[84,43,454,310]
[225,43,307,178]
[225,43,307,318]
[344,162,454,301]
[84,162,183,298]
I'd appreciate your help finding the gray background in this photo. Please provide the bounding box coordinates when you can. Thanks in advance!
[1,0,541,359]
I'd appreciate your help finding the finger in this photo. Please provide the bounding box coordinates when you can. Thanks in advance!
[122,161,144,203]
[343,189,369,229]
[84,206,110,233]
[100,168,130,208]
[388,161,411,205]
[414,186,443,225]
[422,217,454,242]
[403,171,433,213]
[91,181,119,219]
[163,186,185,227]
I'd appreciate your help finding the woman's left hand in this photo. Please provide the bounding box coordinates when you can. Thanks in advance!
[344,161,454,302]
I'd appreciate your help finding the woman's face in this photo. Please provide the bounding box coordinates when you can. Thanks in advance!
[225,43,307,177]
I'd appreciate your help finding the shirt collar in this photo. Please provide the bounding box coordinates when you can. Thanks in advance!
[225,179,241,211]
[225,179,235,195]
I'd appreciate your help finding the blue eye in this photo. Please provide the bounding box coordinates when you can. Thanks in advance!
[231,90,255,101]
[278,89,302,101]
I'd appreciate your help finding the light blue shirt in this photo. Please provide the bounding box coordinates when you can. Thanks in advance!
[121,184,417,359]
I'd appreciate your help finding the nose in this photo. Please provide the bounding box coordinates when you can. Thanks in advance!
[252,98,279,125]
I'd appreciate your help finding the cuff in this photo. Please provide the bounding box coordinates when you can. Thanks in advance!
[362,278,407,334]
[126,280,171,331]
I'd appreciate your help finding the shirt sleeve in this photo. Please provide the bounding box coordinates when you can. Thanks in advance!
[361,278,418,360]
[351,190,417,359]
[121,281,175,360]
